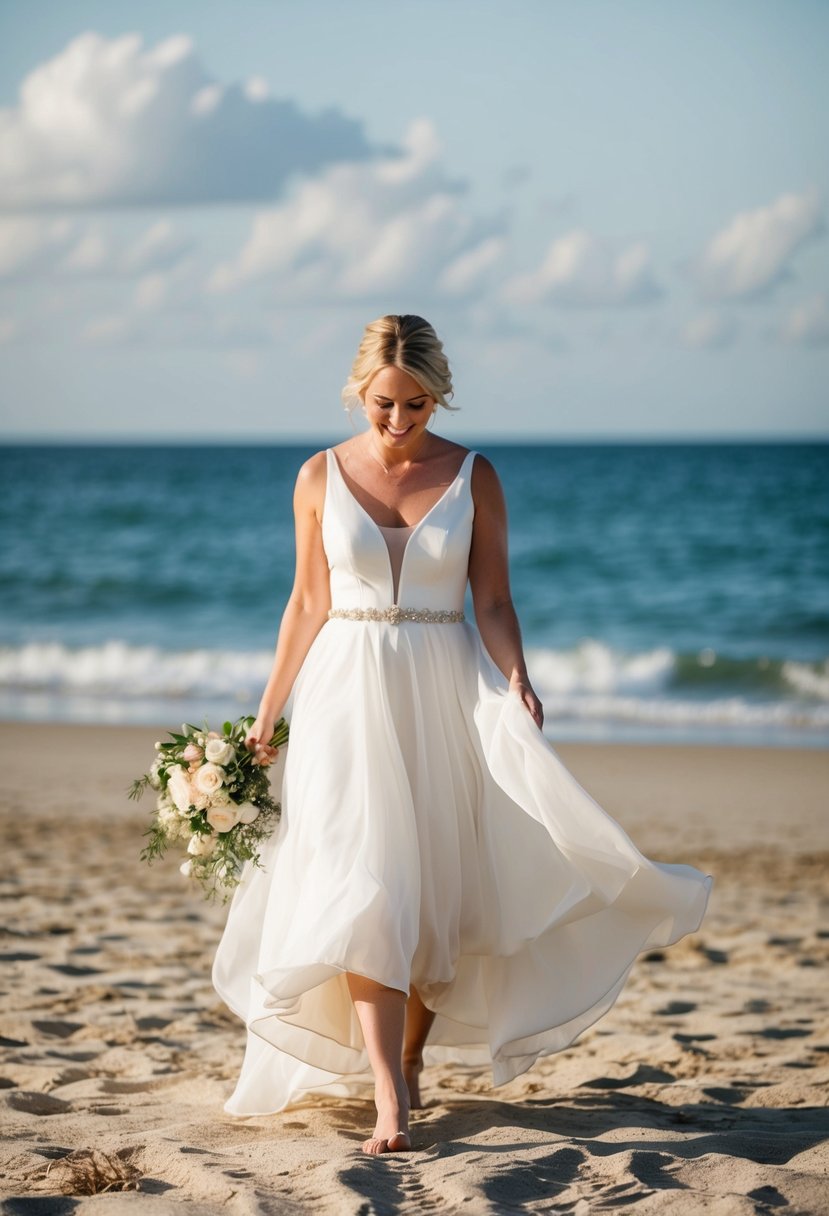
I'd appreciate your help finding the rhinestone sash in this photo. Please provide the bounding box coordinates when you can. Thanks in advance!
[328,606,465,625]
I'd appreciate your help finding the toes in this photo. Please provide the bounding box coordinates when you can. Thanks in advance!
[387,1131,413,1152]
[361,1132,412,1155]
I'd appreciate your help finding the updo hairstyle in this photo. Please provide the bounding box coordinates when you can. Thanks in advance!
[341,314,458,413]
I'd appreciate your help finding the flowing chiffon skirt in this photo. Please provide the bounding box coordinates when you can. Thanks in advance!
[212,613,713,1115]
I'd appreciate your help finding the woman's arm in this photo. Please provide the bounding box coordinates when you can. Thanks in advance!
[468,455,544,730]
[244,452,331,756]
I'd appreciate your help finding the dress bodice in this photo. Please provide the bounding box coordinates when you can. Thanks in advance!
[377,523,416,603]
[322,448,476,612]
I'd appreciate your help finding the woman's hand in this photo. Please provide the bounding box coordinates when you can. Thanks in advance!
[244,716,280,765]
[509,673,544,731]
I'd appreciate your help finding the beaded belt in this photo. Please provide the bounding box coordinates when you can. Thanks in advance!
[328,606,465,624]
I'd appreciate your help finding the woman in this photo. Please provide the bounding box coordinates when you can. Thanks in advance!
[212,314,712,1156]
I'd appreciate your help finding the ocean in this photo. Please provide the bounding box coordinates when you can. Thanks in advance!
[1,441,827,747]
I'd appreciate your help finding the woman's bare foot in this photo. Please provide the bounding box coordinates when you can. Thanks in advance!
[362,1082,413,1155]
[403,1052,424,1109]
[362,1129,413,1155]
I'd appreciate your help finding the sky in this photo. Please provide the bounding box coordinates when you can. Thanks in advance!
[0,0,827,441]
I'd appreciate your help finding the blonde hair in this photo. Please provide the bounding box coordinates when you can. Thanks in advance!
[341,314,458,413]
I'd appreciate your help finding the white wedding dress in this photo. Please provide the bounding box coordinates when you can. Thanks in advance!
[212,448,713,1115]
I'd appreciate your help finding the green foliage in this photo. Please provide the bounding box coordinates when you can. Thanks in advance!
[129,713,289,902]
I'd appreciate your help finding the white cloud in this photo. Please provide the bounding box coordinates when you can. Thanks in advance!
[0,217,74,275]
[438,236,505,295]
[692,188,824,301]
[0,216,193,279]
[60,229,109,273]
[504,229,662,307]
[0,30,376,208]
[244,77,269,103]
[778,294,829,346]
[208,119,506,301]
[681,311,738,350]
[120,220,193,274]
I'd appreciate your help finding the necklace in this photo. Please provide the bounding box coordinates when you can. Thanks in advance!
[365,430,431,478]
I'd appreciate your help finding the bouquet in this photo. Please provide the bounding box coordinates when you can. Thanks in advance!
[128,714,289,902]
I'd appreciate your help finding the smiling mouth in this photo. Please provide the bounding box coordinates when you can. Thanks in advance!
[385,425,412,436]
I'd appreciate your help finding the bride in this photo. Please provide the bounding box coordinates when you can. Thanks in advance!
[213,313,712,1156]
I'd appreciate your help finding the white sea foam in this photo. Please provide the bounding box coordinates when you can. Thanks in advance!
[0,639,272,699]
[781,658,829,700]
[526,640,675,696]
[1,638,827,735]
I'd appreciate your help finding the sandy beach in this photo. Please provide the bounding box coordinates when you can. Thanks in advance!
[1,720,827,1214]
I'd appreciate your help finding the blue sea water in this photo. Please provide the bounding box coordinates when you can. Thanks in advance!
[1,441,827,746]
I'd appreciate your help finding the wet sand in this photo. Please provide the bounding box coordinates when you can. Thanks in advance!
[1,721,827,1214]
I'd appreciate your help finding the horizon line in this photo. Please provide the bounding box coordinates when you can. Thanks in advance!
[1,432,827,447]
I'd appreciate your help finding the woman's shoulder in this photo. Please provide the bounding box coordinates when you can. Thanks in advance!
[292,449,329,511]
[468,449,502,503]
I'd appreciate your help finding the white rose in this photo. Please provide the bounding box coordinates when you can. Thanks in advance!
[193,763,225,796]
[179,859,193,877]
[168,767,195,814]
[204,738,235,766]
[238,803,260,824]
[206,802,243,833]
[187,833,216,856]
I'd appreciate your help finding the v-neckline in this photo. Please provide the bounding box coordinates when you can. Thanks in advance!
[329,447,473,536]
[328,447,474,605]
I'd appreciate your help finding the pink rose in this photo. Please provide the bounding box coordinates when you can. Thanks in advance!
[193,763,225,796]
[206,803,243,833]
[183,743,204,762]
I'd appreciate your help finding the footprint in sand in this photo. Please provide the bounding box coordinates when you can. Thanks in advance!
[630,1149,684,1190]
[696,943,729,964]
[48,963,104,977]
[5,1091,71,1115]
[32,1019,85,1039]
[134,1016,173,1031]
[757,1027,813,1040]
[655,1000,697,1015]
[580,1064,676,1089]
[703,1085,749,1103]
[99,1076,185,1094]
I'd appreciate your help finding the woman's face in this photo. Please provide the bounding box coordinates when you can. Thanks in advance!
[362,365,435,450]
